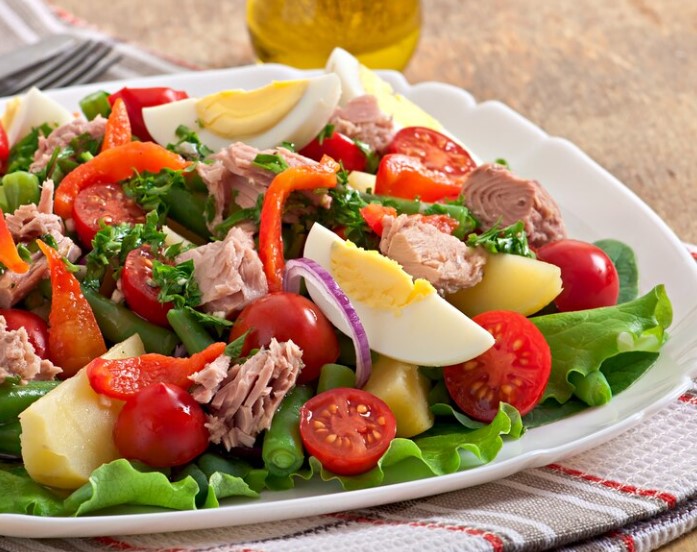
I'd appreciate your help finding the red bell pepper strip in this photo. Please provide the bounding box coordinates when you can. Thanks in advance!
[374,153,463,202]
[359,204,398,237]
[258,156,340,292]
[0,207,29,273]
[86,341,226,400]
[100,97,131,152]
[54,141,190,220]
[108,87,188,142]
[37,239,107,377]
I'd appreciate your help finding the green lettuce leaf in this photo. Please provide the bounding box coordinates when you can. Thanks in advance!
[0,463,65,516]
[533,285,672,404]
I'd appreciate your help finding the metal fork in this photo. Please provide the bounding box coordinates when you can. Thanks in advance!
[0,37,122,97]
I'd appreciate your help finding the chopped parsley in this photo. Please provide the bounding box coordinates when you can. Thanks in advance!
[151,258,201,308]
[7,124,53,173]
[122,167,188,216]
[167,125,214,161]
[35,132,101,184]
[466,220,533,257]
[252,153,289,175]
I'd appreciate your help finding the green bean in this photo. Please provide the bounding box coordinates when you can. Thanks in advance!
[164,187,211,240]
[167,308,214,354]
[570,370,613,407]
[197,452,253,479]
[1,171,40,213]
[360,192,478,238]
[0,420,22,457]
[0,379,59,423]
[262,385,313,477]
[79,90,112,120]
[82,286,180,355]
[317,363,355,393]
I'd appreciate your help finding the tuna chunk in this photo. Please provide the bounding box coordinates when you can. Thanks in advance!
[5,181,63,242]
[190,339,303,450]
[461,163,566,248]
[330,94,394,153]
[176,226,267,317]
[199,142,328,231]
[30,116,107,173]
[380,214,487,294]
[0,315,60,384]
[1,181,81,308]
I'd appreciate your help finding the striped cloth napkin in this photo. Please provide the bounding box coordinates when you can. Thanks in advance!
[2,1,697,550]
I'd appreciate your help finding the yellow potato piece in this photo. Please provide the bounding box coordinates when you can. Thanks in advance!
[346,171,376,194]
[446,253,562,317]
[19,335,145,489]
[363,355,434,438]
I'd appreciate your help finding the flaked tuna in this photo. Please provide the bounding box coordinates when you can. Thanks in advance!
[29,116,107,173]
[380,214,487,295]
[0,315,60,384]
[462,163,566,248]
[330,95,394,153]
[176,226,267,317]
[190,339,303,450]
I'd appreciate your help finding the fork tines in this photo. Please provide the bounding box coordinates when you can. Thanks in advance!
[0,39,121,97]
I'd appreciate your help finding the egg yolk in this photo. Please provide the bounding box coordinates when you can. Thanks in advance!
[195,79,309,137]
[330,240,434,314]
[357,65,442,130]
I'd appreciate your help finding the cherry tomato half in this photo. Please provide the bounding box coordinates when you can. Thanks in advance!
[385,126,476,181]
[444,310,552,422]
[72,182,146,247]
[121,245,173,327]
[108,87,188,142]
[229,292,340,384]
[536,239,619,312]
[299,131,368,172]
[113,382,209,467]
[299,387,396,475]
[0,309,49,358]
[374,154,463,202]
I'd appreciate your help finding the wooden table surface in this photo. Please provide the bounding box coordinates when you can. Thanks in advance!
[51,1,697,549]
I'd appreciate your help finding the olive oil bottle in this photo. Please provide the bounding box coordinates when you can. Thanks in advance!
[246,0,421,70]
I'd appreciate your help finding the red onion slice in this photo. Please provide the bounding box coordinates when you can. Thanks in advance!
[283,257,372,388]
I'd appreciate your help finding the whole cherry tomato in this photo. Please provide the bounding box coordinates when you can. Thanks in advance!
[536,239,620,312]
[113,382,209,467]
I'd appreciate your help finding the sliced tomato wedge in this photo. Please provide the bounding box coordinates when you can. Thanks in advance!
[72,182,146,247]
[385,126,476,181]
[299,130,368,172]
[121,245,173,327]
[443,310,551,422]
[299,387,396,475]
[374,154,463,202]
[0,309,49,358]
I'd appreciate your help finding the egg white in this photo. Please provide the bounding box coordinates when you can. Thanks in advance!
[3,87,73,146]
[302,223,494,366]
[142,73,341,153]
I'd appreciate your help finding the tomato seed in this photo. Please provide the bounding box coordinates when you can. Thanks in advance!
[512,339,523,351]
[377,416,386,426]
[356,404,368,414]
[313,420,326,429]
[326,433,337,443]
[328,404,339,414]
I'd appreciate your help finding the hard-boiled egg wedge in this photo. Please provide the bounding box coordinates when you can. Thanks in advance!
[142,73,341,152]
[303,223,494,366]
[326,47,443,131]
[1,87,73,146]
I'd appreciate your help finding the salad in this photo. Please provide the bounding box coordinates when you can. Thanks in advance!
[0,48,672,518]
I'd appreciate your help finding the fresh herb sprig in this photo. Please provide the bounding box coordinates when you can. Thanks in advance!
[466,220,533,257]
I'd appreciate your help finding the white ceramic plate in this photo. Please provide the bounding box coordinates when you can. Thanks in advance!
[1,65,697,539]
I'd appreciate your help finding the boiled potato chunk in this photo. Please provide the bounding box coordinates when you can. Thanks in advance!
[19,335,145,489]
[346,170,376,193]
[363,355,434,438]
[446,253,562,316]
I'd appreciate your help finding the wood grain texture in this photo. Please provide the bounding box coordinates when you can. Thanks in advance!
[48,0,697,547]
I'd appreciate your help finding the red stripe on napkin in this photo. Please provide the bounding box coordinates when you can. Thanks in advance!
[547,464,677,507]
[328,512,505,551]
